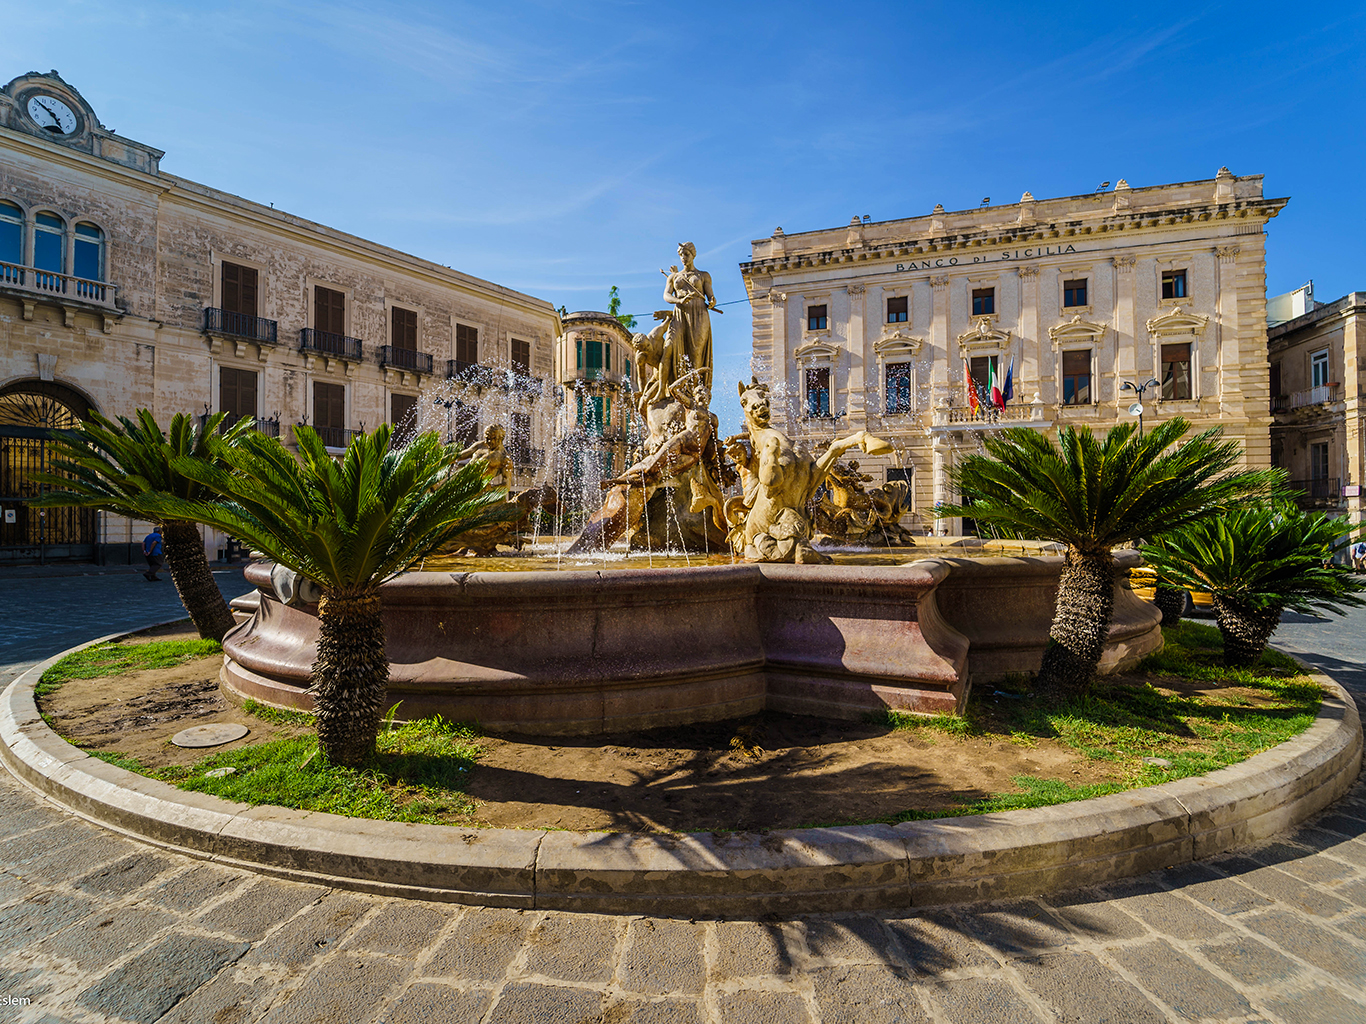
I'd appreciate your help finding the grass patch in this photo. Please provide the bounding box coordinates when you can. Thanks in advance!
[884,711,973,737]
[38,638,222,696]
[890,777,1129,822]
[241,698,314,726]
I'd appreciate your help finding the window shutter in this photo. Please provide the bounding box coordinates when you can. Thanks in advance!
[393,307,417,350]
[241,266,258,318]
[220,368,238,420]
[222,263,239,314]
[240,369,257,420]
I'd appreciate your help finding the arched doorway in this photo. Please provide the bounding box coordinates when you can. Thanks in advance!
[0,380,97,563]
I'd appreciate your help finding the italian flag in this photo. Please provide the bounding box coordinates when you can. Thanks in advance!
[989,358,1004,411]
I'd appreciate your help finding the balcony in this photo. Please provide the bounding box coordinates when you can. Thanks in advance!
[446,359,494,388]
[1290,477,1342,507]
[378,345,433,374]
[299,328,362,362]
[1289,384,1339,409]
[199,413,281,438]
[297,424,357,449]
[205,307,278,345]
[0,259,119,311]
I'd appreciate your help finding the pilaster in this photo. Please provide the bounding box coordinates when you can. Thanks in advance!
[845,281,866,427]
[1018,266,1039,403]
[1113,256,1137,388]
[930,275,951,404]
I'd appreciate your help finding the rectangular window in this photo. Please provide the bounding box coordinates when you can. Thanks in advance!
[969,355,998,404]
[315,286,346,336]
[805,366,831,417]
[807,304,827,331]
[1160,342,1192,400]
[313,381,346,447]
[455,323,478,365]
[1311,442,1329,481]
[585,339,604,372]
[33,213,63,274]
[511,338,531,376]
[391,306,417,350]
[1311,349,1330,389]
[886,363,913,413]
[390,392,417,444]
[886,296,908,323]
[221,261,258,317]
[1062,350,1091,405]
[1161,270,1187,300]
[1063,279,1088,307]
[510,411,531,464]
[577,394,609,433]
[1270,361,1282,398]
[73,224,103,281]
[972,288,995,316]
[219,367,257,426]
[0,203,21,264]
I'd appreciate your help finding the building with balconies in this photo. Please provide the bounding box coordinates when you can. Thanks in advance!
[0,71,560,563]
[741,170,1286,535]
[554,311,638,481]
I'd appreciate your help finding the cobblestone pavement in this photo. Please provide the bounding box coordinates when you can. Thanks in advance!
[0,576,1362,1022]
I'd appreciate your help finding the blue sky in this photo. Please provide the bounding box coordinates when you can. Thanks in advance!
[6,1,1364,428]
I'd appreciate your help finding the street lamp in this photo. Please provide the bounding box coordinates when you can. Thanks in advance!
[432,396,463,445]
[1120,378,1161,436]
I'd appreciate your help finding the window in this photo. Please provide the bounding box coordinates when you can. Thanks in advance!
[221,261,258,317]
[219,367,257,426]
[969,355,998,404]
[391,392,417,445]
[886,363,913,413]
[1062,350,1091,405]
[1160,342,1192,400]
[1161,270,1187,300]
[972,288,995,316]
[391,306,417,351]
[1270,361,1282,398]
[1311,349,1330,389]
[33,212,64,274]
[455,323,478,365]
[1063,279,1087,307]
[0,202,20,266]
[313,286,345,336]
[886,296,908,323]
[577,393,610,433]
[807,304,827,331]
[73,223,103,281]
[805,366,831,417]
[585,338,605,373]
[509,411,532,464]
[313,381,346,447]
[1311,442,1329,482]
[511,338,531,376]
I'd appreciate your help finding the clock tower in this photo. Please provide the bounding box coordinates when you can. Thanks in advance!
[0,71,163,174]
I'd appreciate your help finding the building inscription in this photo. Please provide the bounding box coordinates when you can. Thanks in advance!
[894,244,1081,273]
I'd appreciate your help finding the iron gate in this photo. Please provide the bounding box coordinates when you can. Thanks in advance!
[0,426,96,563]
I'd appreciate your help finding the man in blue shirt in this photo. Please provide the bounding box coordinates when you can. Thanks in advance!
[142,526,164,581]
[1352,539,1366,573]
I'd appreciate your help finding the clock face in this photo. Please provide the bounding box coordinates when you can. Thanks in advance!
[26,95,78,135]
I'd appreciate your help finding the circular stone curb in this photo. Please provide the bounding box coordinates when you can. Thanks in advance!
[1,631,1360,915]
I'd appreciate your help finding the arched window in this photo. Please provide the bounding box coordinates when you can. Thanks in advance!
[33,212,65,279]
[0,201,21,267]
[74,222,103,282]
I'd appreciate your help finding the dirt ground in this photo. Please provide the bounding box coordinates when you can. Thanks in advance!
[36,626,1126,832]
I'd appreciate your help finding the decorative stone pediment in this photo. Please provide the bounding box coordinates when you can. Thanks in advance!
[956,318,1011,355]
[794,337,840,365]
[1047,314,1108,348]
[1146,306,1209,338]
[874,330,924,360]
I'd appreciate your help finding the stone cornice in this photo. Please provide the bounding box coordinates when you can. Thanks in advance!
[1048,314,1110,347]
[1146,306,1210,338]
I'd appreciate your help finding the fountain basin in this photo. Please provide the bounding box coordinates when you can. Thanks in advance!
[223,552,1161,734]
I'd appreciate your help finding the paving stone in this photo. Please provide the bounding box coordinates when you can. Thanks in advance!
[0,871,35,909]
[1265,985,1366,1024]
[1274,852,1358,886]
[73,853,174,898]
[1211,856,1352,917]
[259,953,407,1024]
[0,965,53,1007]
[154,970,275,1024]
[1309,812,1366,838]
[1109,889,1228,940]
[1197,935,1302,985]
[714,988,813,1023]
[885,912,999,973]
[240,892,373,971]
[523,911,617,984]
[0,889,96,954]
[1012,951,1166,1024]
[1303,832,1366,868]
[0,825,87,870]
[810,963,927,1024]
[1243,909,1366,981]
[485,981,603,1023]
[1040,892,1148,941]
[617,918,705,996]
[31,903,174,970]
[198,877,325,941]
[1330,876,1366,907]
[75,932,248,1023]
[956,901,1075,958]
[604,998,706,1023]
[342,900,450,957]
[712,920,793,978]
[10,830,136,884]
[800,914,895,964]
[1170,874,1273,918]
[144,864,247,912]
[0,803,69,840]
[379,982,492,1024]
[932,976,1046,1024]
[1109,938,1250,1020]
[427,907,532,983]
[1331,912,1366,943]
[1246,840,1317,867]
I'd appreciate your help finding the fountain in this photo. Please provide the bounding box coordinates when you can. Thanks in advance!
[222,242,1163,734]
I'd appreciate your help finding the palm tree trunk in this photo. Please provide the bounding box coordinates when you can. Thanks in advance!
[161,520,237,642]
[1213,596,1282,667]
[1153,586,1185,628]
[312,589,389,767]
[1038,546,1115,699]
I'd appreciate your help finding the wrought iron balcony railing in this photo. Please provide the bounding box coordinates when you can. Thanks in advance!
[378,345,433,374]
[1290,477,1342,504]
[205,307,278,344]
[299,328,362,361]
[0,259,119,309]
[297,424,357,449]
[199,413,281,438]
[1289,384,1339,409]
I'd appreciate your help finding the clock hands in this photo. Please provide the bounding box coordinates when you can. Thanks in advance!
[34,99,68,131]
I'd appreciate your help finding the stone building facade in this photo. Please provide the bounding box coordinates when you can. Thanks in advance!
[740,170,1287,534]
[0,71,559,562]
[1268,291,1366,527]
[553,311,637,480]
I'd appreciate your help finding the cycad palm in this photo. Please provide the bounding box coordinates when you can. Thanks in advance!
[1142,503,1365,666]
[938,419,1278,696]
[33,410,253,641]
[137,425,511,766]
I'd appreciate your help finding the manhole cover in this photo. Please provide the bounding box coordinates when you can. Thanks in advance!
[172,723,249,748]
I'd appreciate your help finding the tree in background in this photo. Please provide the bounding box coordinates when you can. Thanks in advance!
[608,285,636,330]
[33,411,253,642]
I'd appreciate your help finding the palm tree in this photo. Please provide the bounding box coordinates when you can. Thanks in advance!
[1142,503,1365,666]
[937,419,1279,697]
[33,410,253,642]
[137,424,511,767]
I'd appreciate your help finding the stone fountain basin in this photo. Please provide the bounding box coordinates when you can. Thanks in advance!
[222,553,1161,735]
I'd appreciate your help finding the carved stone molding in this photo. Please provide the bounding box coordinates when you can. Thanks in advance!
[846,282,866,295]
[956,318,1012,355]
[1018,266,1040,281]
[1215,245,1240,263]
[794,337,841,366]
[1113,255,1137,273]
[874,331,924,360]
[766,290,787,307]
[1047,314,1108,348]
[1146,305,1209,338]
[36,353,57,381]
[930,275,951,291]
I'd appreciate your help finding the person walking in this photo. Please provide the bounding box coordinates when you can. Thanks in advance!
[142,525,164,581]
[1352,538,1366,573]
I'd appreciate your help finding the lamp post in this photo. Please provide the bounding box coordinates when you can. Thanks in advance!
[432,396,463,445]
[1120,378,1161,437]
